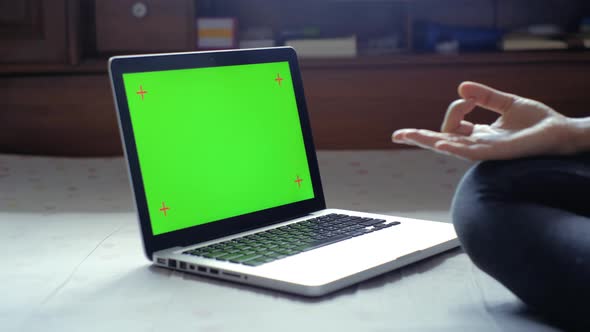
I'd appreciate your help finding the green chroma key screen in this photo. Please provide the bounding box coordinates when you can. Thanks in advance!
[123,61,315,235]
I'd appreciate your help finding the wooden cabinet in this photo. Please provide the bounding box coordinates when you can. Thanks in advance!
[301,54,590,149]
[0,75,120,155]
[1,0,590,155]
[0,0,78,63]
[95,0,195,52]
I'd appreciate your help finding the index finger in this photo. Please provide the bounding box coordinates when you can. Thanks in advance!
[441,98,476,134]
[458,81,517,114]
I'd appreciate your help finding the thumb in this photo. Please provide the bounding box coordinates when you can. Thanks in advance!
[458,82,518,115]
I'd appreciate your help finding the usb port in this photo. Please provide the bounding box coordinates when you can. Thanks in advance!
[156,258,166,265]
[179,261,187,270]
[209,268,219,275]
[197,266,207,273]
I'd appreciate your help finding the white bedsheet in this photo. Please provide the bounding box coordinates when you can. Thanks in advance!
[0,150,560,332]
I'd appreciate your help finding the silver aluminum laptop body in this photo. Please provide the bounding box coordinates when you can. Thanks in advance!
[155,209,458,296]
[108,47,459,297]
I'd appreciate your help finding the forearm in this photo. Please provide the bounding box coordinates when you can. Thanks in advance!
[570,117,590,153]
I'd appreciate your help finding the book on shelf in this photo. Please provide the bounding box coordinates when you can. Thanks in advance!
[196,17,237,50]
[501,33,567,51]
[566,33,590,49]
[285,36,357,58]
[239,39,276,49]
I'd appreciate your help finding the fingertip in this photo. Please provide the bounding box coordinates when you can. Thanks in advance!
[391,130,406,143]
[449,98,475,107]
[458,81,491,101]
[391,129,415,142]
[458,81,476,97]
[403,129,426,141]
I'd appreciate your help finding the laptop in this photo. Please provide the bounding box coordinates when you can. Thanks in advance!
[108,47,459,296]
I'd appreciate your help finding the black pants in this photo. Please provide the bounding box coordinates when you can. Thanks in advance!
[451,152,590,328]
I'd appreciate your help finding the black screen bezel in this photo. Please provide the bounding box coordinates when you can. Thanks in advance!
[108,47,326,260]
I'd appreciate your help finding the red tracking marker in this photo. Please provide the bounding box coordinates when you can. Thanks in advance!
[275,73,283,86]
[159,201,170,216]
[294,175,303,188]
[136,85,148,100]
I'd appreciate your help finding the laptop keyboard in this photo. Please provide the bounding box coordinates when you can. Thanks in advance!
[182,213,400,267]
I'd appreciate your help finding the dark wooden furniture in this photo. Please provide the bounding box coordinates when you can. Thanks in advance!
[0,0,79,63]
[1,0,589,156]
[94,0,195,53]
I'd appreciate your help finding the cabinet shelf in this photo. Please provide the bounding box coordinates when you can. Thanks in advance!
[2,51,590,75]
[298,51,590,68]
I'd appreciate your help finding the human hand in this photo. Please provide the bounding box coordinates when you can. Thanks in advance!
[392,81,578,161]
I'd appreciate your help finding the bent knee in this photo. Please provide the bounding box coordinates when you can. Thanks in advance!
[450,161,523,268]
[450,160,590,327]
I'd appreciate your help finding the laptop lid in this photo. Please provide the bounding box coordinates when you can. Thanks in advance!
[109,47,326,259]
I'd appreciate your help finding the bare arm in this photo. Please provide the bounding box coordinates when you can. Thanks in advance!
[571,117,590,153]
[392,82,590,161]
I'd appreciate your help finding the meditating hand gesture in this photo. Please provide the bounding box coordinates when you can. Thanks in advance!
[392,81,588,161]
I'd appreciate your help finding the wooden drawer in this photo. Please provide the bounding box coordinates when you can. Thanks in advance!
[95,0,195,53]
[0,0,74,63]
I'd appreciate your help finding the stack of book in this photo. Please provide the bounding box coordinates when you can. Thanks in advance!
[501,25,567,51]
[285,36,357,58]
[501,33,567,51]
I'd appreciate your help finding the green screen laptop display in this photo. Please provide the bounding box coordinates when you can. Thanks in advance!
[122,61,315,236]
